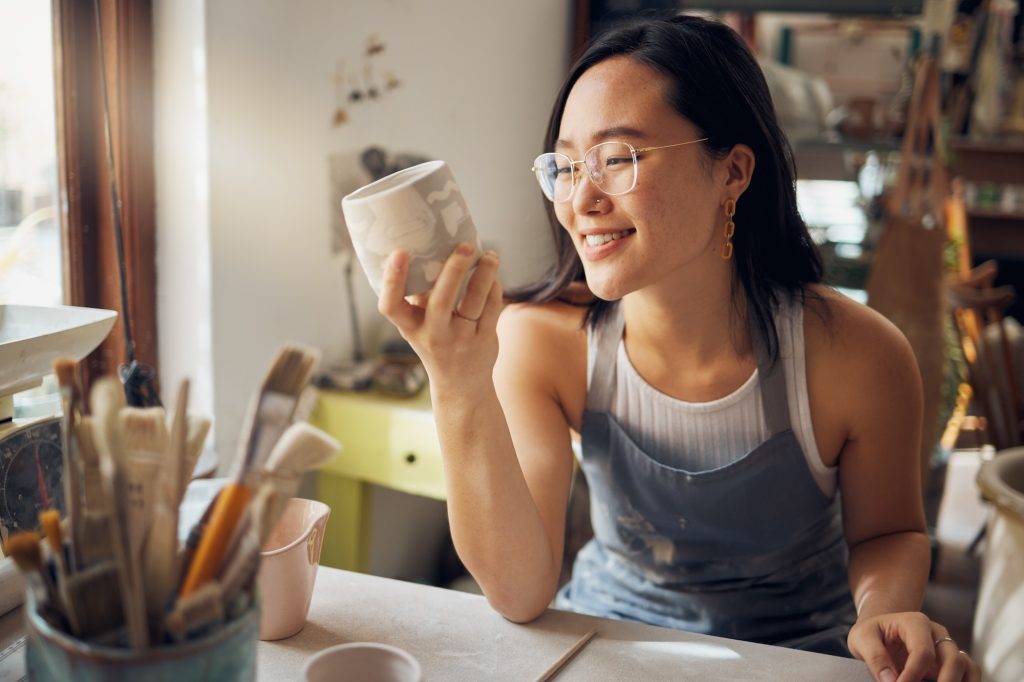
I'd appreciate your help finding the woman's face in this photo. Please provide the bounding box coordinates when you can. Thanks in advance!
[554,56,731,301]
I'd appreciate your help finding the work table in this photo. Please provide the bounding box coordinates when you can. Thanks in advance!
[259,567,871,681]
[0,567,873,680]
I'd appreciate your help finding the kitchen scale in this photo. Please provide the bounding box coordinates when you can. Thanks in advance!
[0,304,117,550]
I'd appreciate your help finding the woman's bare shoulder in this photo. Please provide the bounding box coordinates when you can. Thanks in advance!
[498,300,589,365]
[802,285,914,360]
[496,300,589,427]
[499,298,587,337]
[801,285,921,428]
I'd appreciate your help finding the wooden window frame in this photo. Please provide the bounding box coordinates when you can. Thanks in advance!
[51,0,158,392]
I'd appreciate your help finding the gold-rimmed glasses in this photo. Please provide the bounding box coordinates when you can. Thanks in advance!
[531,138,708,203]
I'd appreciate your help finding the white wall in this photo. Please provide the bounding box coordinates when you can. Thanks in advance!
[154,0,215,426]
[156,1,571,464]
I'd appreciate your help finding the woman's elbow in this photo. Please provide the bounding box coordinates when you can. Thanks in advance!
[486,591,552,624]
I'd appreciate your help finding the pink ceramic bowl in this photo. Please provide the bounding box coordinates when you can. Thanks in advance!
[257,498,330,641]
[303,643,423,682]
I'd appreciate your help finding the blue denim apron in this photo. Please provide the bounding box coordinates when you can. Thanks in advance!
[556,302,857,656]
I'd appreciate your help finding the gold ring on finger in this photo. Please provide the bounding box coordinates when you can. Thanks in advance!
[934,636,956,649]
[452,309,480,323]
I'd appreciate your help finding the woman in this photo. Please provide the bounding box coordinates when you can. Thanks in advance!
[378,14,978,682]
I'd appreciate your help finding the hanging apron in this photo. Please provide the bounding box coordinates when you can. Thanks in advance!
[556,302,857,657]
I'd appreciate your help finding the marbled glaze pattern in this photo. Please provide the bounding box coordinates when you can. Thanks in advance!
[342,161,481,296]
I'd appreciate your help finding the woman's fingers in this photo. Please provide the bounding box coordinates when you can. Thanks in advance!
[378,251,421,332]
[426,242,479,323]
[930,632,976,682]
[456,250,500,323]
[379,245,501,345]
[894,620,938,681]
[850,624,899,682]
[476,275,504,330]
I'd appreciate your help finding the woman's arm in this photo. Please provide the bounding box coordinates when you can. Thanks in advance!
[810,292,977,682]
[378,246,579,622]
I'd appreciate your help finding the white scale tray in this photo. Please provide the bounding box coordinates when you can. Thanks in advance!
[0,304,117,422]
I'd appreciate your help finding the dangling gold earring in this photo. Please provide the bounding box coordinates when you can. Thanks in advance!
[720,199,736,260]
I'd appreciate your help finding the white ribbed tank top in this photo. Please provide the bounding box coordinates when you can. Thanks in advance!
[587,298,837,496]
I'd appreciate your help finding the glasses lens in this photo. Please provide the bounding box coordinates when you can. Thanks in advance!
[533,153,573,202]
[585,142,635,196]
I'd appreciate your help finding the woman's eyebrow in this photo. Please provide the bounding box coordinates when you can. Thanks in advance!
[555,126,649,150]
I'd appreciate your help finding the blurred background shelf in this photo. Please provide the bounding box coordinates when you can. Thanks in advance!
[950,137,1024,319]
[677,1,923,15]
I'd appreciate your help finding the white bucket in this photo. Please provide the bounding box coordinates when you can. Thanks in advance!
[973,447,1024,682]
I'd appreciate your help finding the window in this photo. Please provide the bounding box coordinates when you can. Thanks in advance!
[0,2,62,306]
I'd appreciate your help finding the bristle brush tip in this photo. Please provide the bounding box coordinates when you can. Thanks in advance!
[53,358,77,386]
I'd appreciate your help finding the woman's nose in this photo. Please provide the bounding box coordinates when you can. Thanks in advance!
[572,170,606,213]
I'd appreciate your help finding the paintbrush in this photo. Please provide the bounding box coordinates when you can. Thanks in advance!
[77,416,105,513]
[73,416,116,570]
[91,377,149,648]
[53,358,83,572]
[236,343,321,475]
[143,380,189,623]
[165,581,225,642]
[119,406,167,585]
[178,344,319,598]
[39,509,79,634]
[62,561,124,639]
[6,532,66,631]
[251,422,341,546]
[180,414,212,504]
[218,513,260,610]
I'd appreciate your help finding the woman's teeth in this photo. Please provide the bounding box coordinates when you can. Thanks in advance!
[585,229,635,246]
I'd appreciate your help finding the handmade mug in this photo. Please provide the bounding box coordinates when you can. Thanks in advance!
[303,642,423,682]
[341,160,481,297]
[256,498,330,641]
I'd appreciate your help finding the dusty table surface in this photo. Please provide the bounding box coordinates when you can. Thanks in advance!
[259,567,873,681]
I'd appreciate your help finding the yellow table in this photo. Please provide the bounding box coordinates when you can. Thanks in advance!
[309,388,444,571]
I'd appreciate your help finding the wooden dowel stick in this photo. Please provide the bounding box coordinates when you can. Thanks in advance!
[533,628,597,682]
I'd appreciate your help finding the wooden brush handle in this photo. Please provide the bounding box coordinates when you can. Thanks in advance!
[178,483,252,598]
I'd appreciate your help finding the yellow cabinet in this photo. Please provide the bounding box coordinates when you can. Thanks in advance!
[310,388,445,571]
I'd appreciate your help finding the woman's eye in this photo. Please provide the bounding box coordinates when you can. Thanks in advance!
[605,156,631,167]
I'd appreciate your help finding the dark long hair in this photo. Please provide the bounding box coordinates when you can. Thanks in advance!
[507,14,823,359]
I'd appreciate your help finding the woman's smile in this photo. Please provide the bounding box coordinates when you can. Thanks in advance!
[580,227,637,260]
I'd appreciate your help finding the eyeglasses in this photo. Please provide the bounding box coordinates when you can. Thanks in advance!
[531,138,708,203]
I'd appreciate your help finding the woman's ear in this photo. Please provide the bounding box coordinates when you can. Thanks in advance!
[722,143,755,200]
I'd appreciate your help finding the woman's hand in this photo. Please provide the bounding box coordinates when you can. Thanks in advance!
[848,612,980,682]
[377,243,502,392]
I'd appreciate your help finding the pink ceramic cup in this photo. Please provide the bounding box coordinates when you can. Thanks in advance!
[257,498,331,641]
[303,643,423,682]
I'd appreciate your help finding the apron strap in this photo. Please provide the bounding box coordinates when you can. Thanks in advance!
[586,302,625,413]
[752,304,793,437]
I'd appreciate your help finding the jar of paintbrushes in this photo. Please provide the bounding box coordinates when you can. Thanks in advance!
[8,345,338,681]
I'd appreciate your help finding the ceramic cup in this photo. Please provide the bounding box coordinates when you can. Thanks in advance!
[341,160,481,297]
[303,643,423,682]
[256,498,331,641]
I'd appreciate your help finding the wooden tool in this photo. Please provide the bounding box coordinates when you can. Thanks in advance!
[533,629,597,682]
